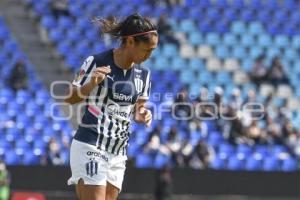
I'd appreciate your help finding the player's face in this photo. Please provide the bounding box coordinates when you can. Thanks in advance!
[131,35,158,64]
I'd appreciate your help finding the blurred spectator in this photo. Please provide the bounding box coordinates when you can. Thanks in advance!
[249,55,268,86]
[189,140,215,169]
[0,161,10,200]
[224,107,246,144]
[174,87,192,118]
[177,139,194,167]
[161,126,182,165]
[7,60,28,91]
[245,121,267,145]
[144,125,162,155]
[46,138,64,165]
[157,14,179,46]
[165,0,184,7]
[266,57,289,86]
[228,88,243,110]
[265,117,284,145]
[50,0,69,19]
[154,165,172,200]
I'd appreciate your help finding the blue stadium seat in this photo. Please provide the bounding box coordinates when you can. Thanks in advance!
[40,15,56,30]
[210,156,225,170]
[207,132,223,147]
[218,143,235,159]
[249,0,263,10]
[179,20,196,33]
[48,29,64,44]
[240,10,254,23]
[215,45,230,59]
[5,150,21,165]
[198,20,213,33]
[274,35,290,48]
[172,6,187,19]
[153,57,169,70]
[154,153,171,168]
[215,0,228,8]
[273,10,289,24]
[206,8,221,22]
[232,0,245,9]
[263,157,280,171]
[57,41,72,57]
[84,30,98,42]
[67,29,82,43]
[69,4,84,17]
[197,70,214,85]
[266,47,280,58]
[257,10,272,24]
[231,21,246,35]
[23,150,40,165]
[205,33,221,47]
[162,44,178,58]
[283,24,298,36]
[241,34,255,47]
[281,158,297,172]
[245,157,261,171]
[223,33,238,47]
[189,58,204,72]
[232,46,246,60]
[189,131,202,146]
[290,12,300,24]
[188,32,203,46]
[248,22,264,36]
[283,0,298,11]
[216,71,231,85]
[171,57,187,71]
[16,90,31,105]
[237,144,252,157]
[249,46,263,59]
[267,23,282,35]
[135,153,153,168]
[58,17,73,30]
[227,156,244,170]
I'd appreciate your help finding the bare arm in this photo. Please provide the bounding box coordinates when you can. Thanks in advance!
[64,66,111,105]
[134,99,152,127]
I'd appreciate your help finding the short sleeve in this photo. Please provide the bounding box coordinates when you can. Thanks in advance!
[138,70,151,100]
[72,56,96,87]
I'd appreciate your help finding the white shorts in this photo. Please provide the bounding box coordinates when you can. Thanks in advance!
[67,139,127,191]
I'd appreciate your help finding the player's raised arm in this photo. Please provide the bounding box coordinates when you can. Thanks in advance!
[64,66,111,104]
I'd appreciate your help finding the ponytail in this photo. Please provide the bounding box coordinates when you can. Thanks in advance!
[94,13,158,44]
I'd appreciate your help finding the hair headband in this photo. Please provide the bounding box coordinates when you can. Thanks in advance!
[122,30,157,37]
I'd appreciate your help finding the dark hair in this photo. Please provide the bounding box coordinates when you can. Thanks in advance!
[94,13,157,45]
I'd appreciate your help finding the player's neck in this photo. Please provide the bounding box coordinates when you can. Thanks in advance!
[113,48,134,70]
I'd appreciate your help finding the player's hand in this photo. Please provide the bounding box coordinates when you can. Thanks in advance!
[89,66,111,86]
[135,107,152,127]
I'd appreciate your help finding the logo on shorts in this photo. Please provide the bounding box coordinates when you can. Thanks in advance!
[87,151,109,162]
[86,158,98,177]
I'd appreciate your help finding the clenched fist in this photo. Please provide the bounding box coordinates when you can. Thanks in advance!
[89,65,111,86]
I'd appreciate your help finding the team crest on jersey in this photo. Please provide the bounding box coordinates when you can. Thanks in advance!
[75,69,85,82]
[134,78,143,93]
[85,158,98,177]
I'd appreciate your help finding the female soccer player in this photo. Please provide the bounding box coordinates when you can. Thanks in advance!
[65,13,158,200]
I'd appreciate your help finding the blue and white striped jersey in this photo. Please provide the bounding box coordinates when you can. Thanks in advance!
[72,49,151,155]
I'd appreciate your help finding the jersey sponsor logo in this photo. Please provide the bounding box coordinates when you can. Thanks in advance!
[113,93,133,102]
[106,74,114,81]
[86,151,108,162]
[134,68,142,73]
[107,104,129,118]
[75,69,85,82]
[134,78,143,93]
[85,158,98,177]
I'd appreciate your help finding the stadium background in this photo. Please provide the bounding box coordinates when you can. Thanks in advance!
[0,0,300,199]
